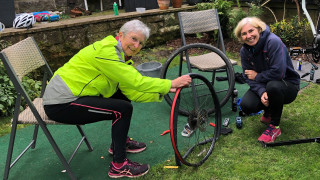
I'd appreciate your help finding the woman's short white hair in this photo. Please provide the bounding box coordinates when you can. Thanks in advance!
[234,17,267,42]
[120,19,150,40]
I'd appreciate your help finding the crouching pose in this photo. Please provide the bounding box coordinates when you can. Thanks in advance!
[233,17,300,143]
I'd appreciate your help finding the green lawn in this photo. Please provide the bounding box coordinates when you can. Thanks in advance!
[1,46,320,178]
[139,82,320,179]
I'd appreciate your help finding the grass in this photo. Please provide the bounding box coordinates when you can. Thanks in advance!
[138,82,320,179]
[0,116,29,137]
[0,116,12,137]
[1,45,320,178]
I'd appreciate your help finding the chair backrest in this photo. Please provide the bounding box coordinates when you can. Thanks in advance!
[0,37,54,125]
[0,37,53,97]
[178,9,226,53]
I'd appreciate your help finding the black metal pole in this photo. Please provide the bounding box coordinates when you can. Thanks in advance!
[262,137,320,148]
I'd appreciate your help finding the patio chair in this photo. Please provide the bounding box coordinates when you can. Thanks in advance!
[177,9,237,109]
[0,37,93,180]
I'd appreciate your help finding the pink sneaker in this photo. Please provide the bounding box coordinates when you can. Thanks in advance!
[258,124,281,143]
[108,158,149,178]
[108,137,146,155]
[260,113,271,124]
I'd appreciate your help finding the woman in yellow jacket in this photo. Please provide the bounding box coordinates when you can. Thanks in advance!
[43,19,191,178]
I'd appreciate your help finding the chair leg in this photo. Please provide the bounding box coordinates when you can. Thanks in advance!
[76,125,93,151]
[37,122,77,180]
[211,70,216,86]
[31,124,39,149]
[3,118,18,180]
[67,125,94,164]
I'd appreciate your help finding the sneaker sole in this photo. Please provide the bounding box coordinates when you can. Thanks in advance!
[258,132,281,143]
[108,165,150,178]
[108,147,147,155]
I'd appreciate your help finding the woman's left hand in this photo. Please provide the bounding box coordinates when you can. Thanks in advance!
[170,75,192,93]
[245,70,257,80]
[261,92,269,107]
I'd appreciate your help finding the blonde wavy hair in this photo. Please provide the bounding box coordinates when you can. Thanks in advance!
[234,17,267,42]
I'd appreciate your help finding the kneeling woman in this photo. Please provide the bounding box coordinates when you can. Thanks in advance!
[234,17,300,143]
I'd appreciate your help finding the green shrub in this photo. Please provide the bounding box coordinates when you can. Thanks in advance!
[270,16,310,47]
[0,61,42,117]
[229,0,264,39]
[0,40,42,117]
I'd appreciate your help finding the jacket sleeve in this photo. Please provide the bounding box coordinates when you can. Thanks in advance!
[255,36,286,83]
[240,48,266,97]
[119,83,165,102]
[92,45,171,99]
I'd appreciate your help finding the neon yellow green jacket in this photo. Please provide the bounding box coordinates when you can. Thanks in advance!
[43,36,171,105]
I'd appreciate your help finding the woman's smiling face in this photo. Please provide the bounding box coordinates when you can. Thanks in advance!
[119,31,145,57]
[240,23,260,46]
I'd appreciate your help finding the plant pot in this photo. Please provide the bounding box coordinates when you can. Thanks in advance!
[172,0,182,8]
[157,0,170,10]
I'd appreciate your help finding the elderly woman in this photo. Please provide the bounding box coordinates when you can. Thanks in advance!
[234,17,300,143]
[43,19,191,178]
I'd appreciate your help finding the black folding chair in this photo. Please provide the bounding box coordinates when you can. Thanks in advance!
[0,37,93,180]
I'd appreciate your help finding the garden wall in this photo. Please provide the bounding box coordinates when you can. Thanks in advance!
[0,6,195,71]
[1,2,319,70]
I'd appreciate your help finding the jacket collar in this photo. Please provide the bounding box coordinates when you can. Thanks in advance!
[115,36,132,61]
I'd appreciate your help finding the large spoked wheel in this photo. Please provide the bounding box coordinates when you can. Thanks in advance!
[161,43,235,116]
[170,73,221,167]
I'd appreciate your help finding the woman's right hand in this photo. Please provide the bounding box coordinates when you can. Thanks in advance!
[170,75,192,93]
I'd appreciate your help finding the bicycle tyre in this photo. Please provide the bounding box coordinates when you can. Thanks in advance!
[161,43,235,116]
[170,73,221,167]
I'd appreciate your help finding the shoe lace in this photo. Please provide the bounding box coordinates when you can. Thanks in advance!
[125,158,141,167]
[127,138,139,145]
[263,125,275,136]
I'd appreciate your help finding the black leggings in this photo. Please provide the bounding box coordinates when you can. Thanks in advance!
[44,90,131,163]
[240,80,298,126]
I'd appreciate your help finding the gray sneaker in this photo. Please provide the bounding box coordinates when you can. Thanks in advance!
[181,123,194,137]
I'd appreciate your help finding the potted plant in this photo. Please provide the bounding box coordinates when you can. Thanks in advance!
[157,0,170,10]
[172,0,183,8]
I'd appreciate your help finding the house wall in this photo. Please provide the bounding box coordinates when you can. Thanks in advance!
[14,0,118,13]
[13,0,188,14]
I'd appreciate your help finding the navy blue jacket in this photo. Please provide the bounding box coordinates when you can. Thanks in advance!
[240,26,300,97]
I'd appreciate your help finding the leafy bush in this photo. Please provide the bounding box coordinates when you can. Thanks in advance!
[0,58,42,117]
[228,0,264,39]
[270,16,310,47]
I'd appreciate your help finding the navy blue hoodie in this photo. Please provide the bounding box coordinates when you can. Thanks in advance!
[240,26,300,97]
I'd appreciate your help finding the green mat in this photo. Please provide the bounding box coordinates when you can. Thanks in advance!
[0,65,308,179]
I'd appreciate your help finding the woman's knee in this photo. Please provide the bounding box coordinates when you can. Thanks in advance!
[240,99,258,114]
[121,101,133,114]
[266,81,283,94]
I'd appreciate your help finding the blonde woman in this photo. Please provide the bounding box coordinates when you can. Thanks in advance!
[234,17,300,143]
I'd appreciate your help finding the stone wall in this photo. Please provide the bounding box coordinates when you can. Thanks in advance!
[1,6,195,71]
[2,2,319,70]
